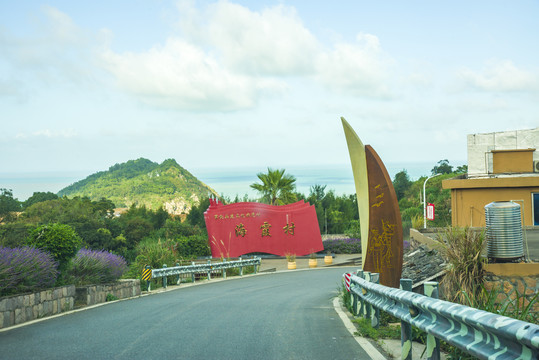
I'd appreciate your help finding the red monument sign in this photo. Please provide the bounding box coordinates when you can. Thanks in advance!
[204,199,323,258]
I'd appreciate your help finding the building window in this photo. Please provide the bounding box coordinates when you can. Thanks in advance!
[534,193,539,226]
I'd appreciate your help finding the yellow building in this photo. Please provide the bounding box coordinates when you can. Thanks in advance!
[443,128,539,227]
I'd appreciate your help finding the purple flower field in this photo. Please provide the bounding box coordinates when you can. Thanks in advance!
[0,246,58,296]
[322,238,361,254]
[68,249,127,285]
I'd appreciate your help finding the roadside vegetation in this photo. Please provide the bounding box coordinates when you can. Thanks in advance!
[340,224,538,359]
[0,160,462,297]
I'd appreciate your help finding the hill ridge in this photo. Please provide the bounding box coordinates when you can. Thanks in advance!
[58,158,217,215]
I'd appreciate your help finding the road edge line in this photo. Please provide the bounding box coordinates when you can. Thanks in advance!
[332,297,387,360]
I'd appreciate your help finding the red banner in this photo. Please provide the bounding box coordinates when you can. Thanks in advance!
[204,200,323,258]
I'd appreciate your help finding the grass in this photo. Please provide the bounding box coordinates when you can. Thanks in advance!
[438,226,486,304]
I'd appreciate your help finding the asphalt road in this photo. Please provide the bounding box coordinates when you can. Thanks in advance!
[0,267,370,360]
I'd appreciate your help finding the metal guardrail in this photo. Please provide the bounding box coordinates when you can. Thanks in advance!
[344,270,539,360]
[146,258,261,291]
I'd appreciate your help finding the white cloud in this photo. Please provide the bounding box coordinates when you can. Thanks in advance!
[0,5,97,98]
[457,60,539,92]
[315,33,393,98]
[201,2,319,75]
[15,129,78,139]
[100,1,393,111]
[101,38,285,111]
[40,5,81,44]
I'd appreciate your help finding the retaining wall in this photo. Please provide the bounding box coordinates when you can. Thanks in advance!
[484,263,539,315]
[1,280,141,329]
[75,279,141,306]
[0,285,75,329]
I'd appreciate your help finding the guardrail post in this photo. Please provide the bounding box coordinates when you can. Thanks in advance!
[239,257,243,276]
[356,270,365,316]
[222,258,227,279]
[364,272,371,319]
[175,262,181,285]
[400,278,413,360]
[207,260,212,280]
[254,258,258,274]
[370,273,380,328]
[424,281,441,360]
[191,261,196,283]
[352,287,358,316]
[162,264,167,288]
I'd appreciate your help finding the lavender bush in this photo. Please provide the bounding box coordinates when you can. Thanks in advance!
[0,246,58,296]
[323,238,362,254]
[67,249,127,286]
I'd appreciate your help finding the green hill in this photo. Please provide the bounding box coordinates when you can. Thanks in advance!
[57,158,217,215]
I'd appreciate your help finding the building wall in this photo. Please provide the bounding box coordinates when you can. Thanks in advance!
[467,128,539,177]
[445,177,539,227]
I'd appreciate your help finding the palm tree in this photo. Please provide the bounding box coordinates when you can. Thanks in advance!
[250,168,297,205]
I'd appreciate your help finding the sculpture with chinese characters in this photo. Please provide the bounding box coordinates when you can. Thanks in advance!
[204,199,323,258]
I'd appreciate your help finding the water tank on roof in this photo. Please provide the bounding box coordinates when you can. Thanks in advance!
[484,201,524,262]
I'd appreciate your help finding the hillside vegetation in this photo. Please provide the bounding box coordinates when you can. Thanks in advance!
[58,158,217,215]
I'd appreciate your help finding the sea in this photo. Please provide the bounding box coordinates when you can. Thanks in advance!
[0,162,446,202]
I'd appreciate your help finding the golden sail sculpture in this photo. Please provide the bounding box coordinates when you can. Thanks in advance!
[341,117,403,288]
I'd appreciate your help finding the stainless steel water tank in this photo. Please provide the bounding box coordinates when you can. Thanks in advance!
[484,201,524,261]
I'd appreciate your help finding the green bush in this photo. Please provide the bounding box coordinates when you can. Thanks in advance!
[126,238,178,279]
[176,235,211,258]
[26,223,82,274]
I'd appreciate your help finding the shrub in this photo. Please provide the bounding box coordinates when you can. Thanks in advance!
[323,238,361,254]
[0,246,58,296]
[66,248,127,285]
[344,220,361,239]
[126,238,178,278]
[439,226,486,304]
[26,223,82,273]
[176,235,211,258]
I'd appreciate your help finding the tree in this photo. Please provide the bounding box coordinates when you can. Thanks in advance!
[308,184,327,203]
[26,223,82,273]
[431,159,453,175]
[22,192,58,210]
[455,164,468,174]
[0,188,21,221]
[393,170,412,201]
[250,168,297,205]
[186,198,210,230]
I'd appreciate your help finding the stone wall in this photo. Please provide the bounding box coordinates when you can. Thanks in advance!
[1,280,141,329]
[484,263,539,316]
[75,279,141,307]
[0,285,75,329]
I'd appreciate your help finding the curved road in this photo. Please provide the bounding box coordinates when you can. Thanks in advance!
[0,267,370,360]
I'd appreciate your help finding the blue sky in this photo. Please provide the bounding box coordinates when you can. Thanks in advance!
[1,1,538,192]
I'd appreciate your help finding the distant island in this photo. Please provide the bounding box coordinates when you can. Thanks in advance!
[58,158,218,215]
